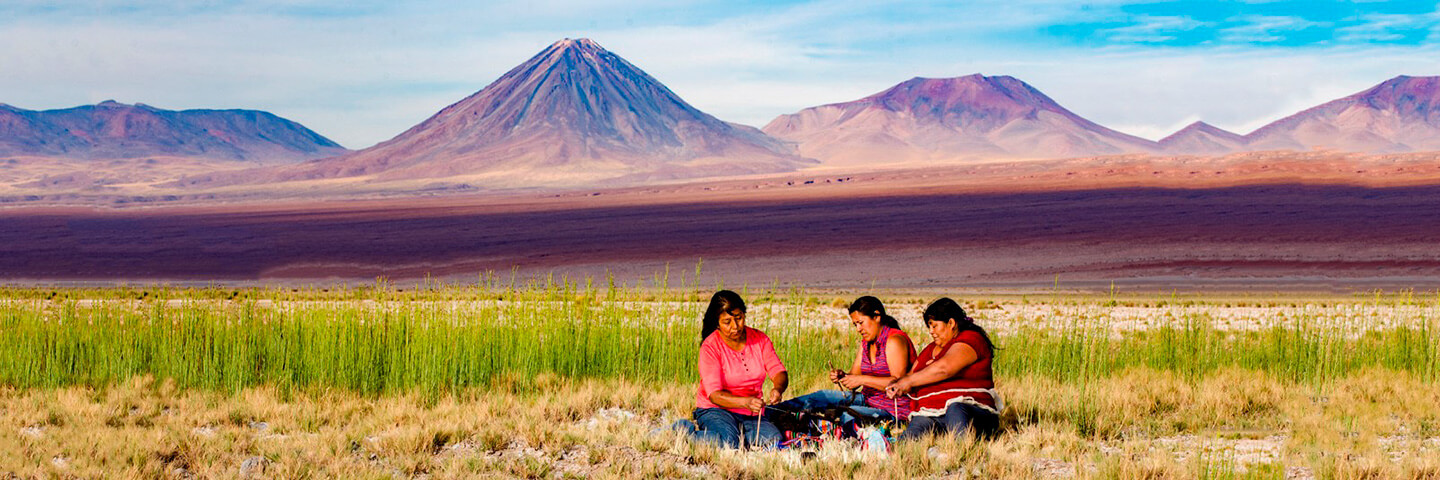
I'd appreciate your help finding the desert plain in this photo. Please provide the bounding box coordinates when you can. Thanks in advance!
[4,150,1440,290]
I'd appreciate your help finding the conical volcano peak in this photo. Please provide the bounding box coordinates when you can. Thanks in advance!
[205,37,811,188]
[552,37,603,49]
[537,37,612,64]
[429,36,720,145]
[533,37,633,72]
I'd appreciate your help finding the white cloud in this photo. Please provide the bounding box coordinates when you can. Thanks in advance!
[1337,11,1440,43]
[1101,16,1210,43]
[1219,15,1329,43]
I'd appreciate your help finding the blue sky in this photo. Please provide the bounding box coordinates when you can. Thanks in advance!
[2,0,1438,148]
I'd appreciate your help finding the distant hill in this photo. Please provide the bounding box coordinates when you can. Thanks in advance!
[1158,121,1247,155]
[181,38,812,189]
[762,75,1158,166]
[0,101,346,162]
[1244,75,1440,153]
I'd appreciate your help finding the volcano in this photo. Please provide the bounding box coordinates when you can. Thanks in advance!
[188,38,811,189]
[0,101,345,163]
[1245,75,1440,153]
[762,75,1158,166]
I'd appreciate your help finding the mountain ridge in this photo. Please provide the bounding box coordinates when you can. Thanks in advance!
[0,101,346,163]
[763,74,1159,166]
[1244,75,1440,153]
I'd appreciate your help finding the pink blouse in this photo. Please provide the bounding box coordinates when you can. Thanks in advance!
[695,327,787,415]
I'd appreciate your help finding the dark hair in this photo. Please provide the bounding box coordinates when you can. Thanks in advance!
[848,295,901,331]
[701,290,747,342]
[923,297,995,351]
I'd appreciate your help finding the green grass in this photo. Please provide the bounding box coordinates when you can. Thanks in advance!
[1005,317,1440,384]
[0,281,1436,395]
[0,279,846,395]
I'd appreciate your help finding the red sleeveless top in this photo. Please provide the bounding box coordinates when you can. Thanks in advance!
[909,330,997,416]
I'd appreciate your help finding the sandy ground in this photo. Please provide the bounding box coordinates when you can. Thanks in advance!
[3,152,1440,290]
[5,149,1440,203]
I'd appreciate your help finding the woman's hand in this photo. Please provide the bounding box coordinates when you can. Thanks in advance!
[764,388,784,406]
[837,374,864,390]
[827,368,846,383]
[885,378,912,399]
[741,396,766,414]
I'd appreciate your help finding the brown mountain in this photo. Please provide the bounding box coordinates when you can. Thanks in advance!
[762,75,1158,166]
[1245,75,1440,153]
[1158,121,1246,155]
[0,101,346,162]
[184,38,811,189]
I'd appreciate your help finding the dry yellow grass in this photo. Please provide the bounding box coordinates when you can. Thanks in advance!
[3,288,1436,478]
[3,369,1438,479]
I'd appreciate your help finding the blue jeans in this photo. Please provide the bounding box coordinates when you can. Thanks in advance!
[898,402,998,441]
[671,407,783,449]
[774,390,895,436]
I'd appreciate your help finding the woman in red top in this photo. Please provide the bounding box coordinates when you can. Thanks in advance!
[775,296,915,436]
[674,290,789,449]
[886,298,1001,440]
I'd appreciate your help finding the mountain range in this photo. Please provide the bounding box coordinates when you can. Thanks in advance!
[764,73,1440,162]
[4,38,1440,194]
[0,101,345,163]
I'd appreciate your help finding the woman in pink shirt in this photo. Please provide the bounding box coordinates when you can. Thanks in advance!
[676,290,789,449]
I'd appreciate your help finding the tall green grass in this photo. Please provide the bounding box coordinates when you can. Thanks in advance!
[0,281,1436,395]
[1003,315,1440,384]
[0,279,849,395]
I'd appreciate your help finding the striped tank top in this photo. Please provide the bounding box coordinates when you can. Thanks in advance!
[859,326,915,418]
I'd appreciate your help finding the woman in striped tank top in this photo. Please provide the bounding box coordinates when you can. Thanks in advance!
[774,296,915,437]
[886,298,1001,440]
